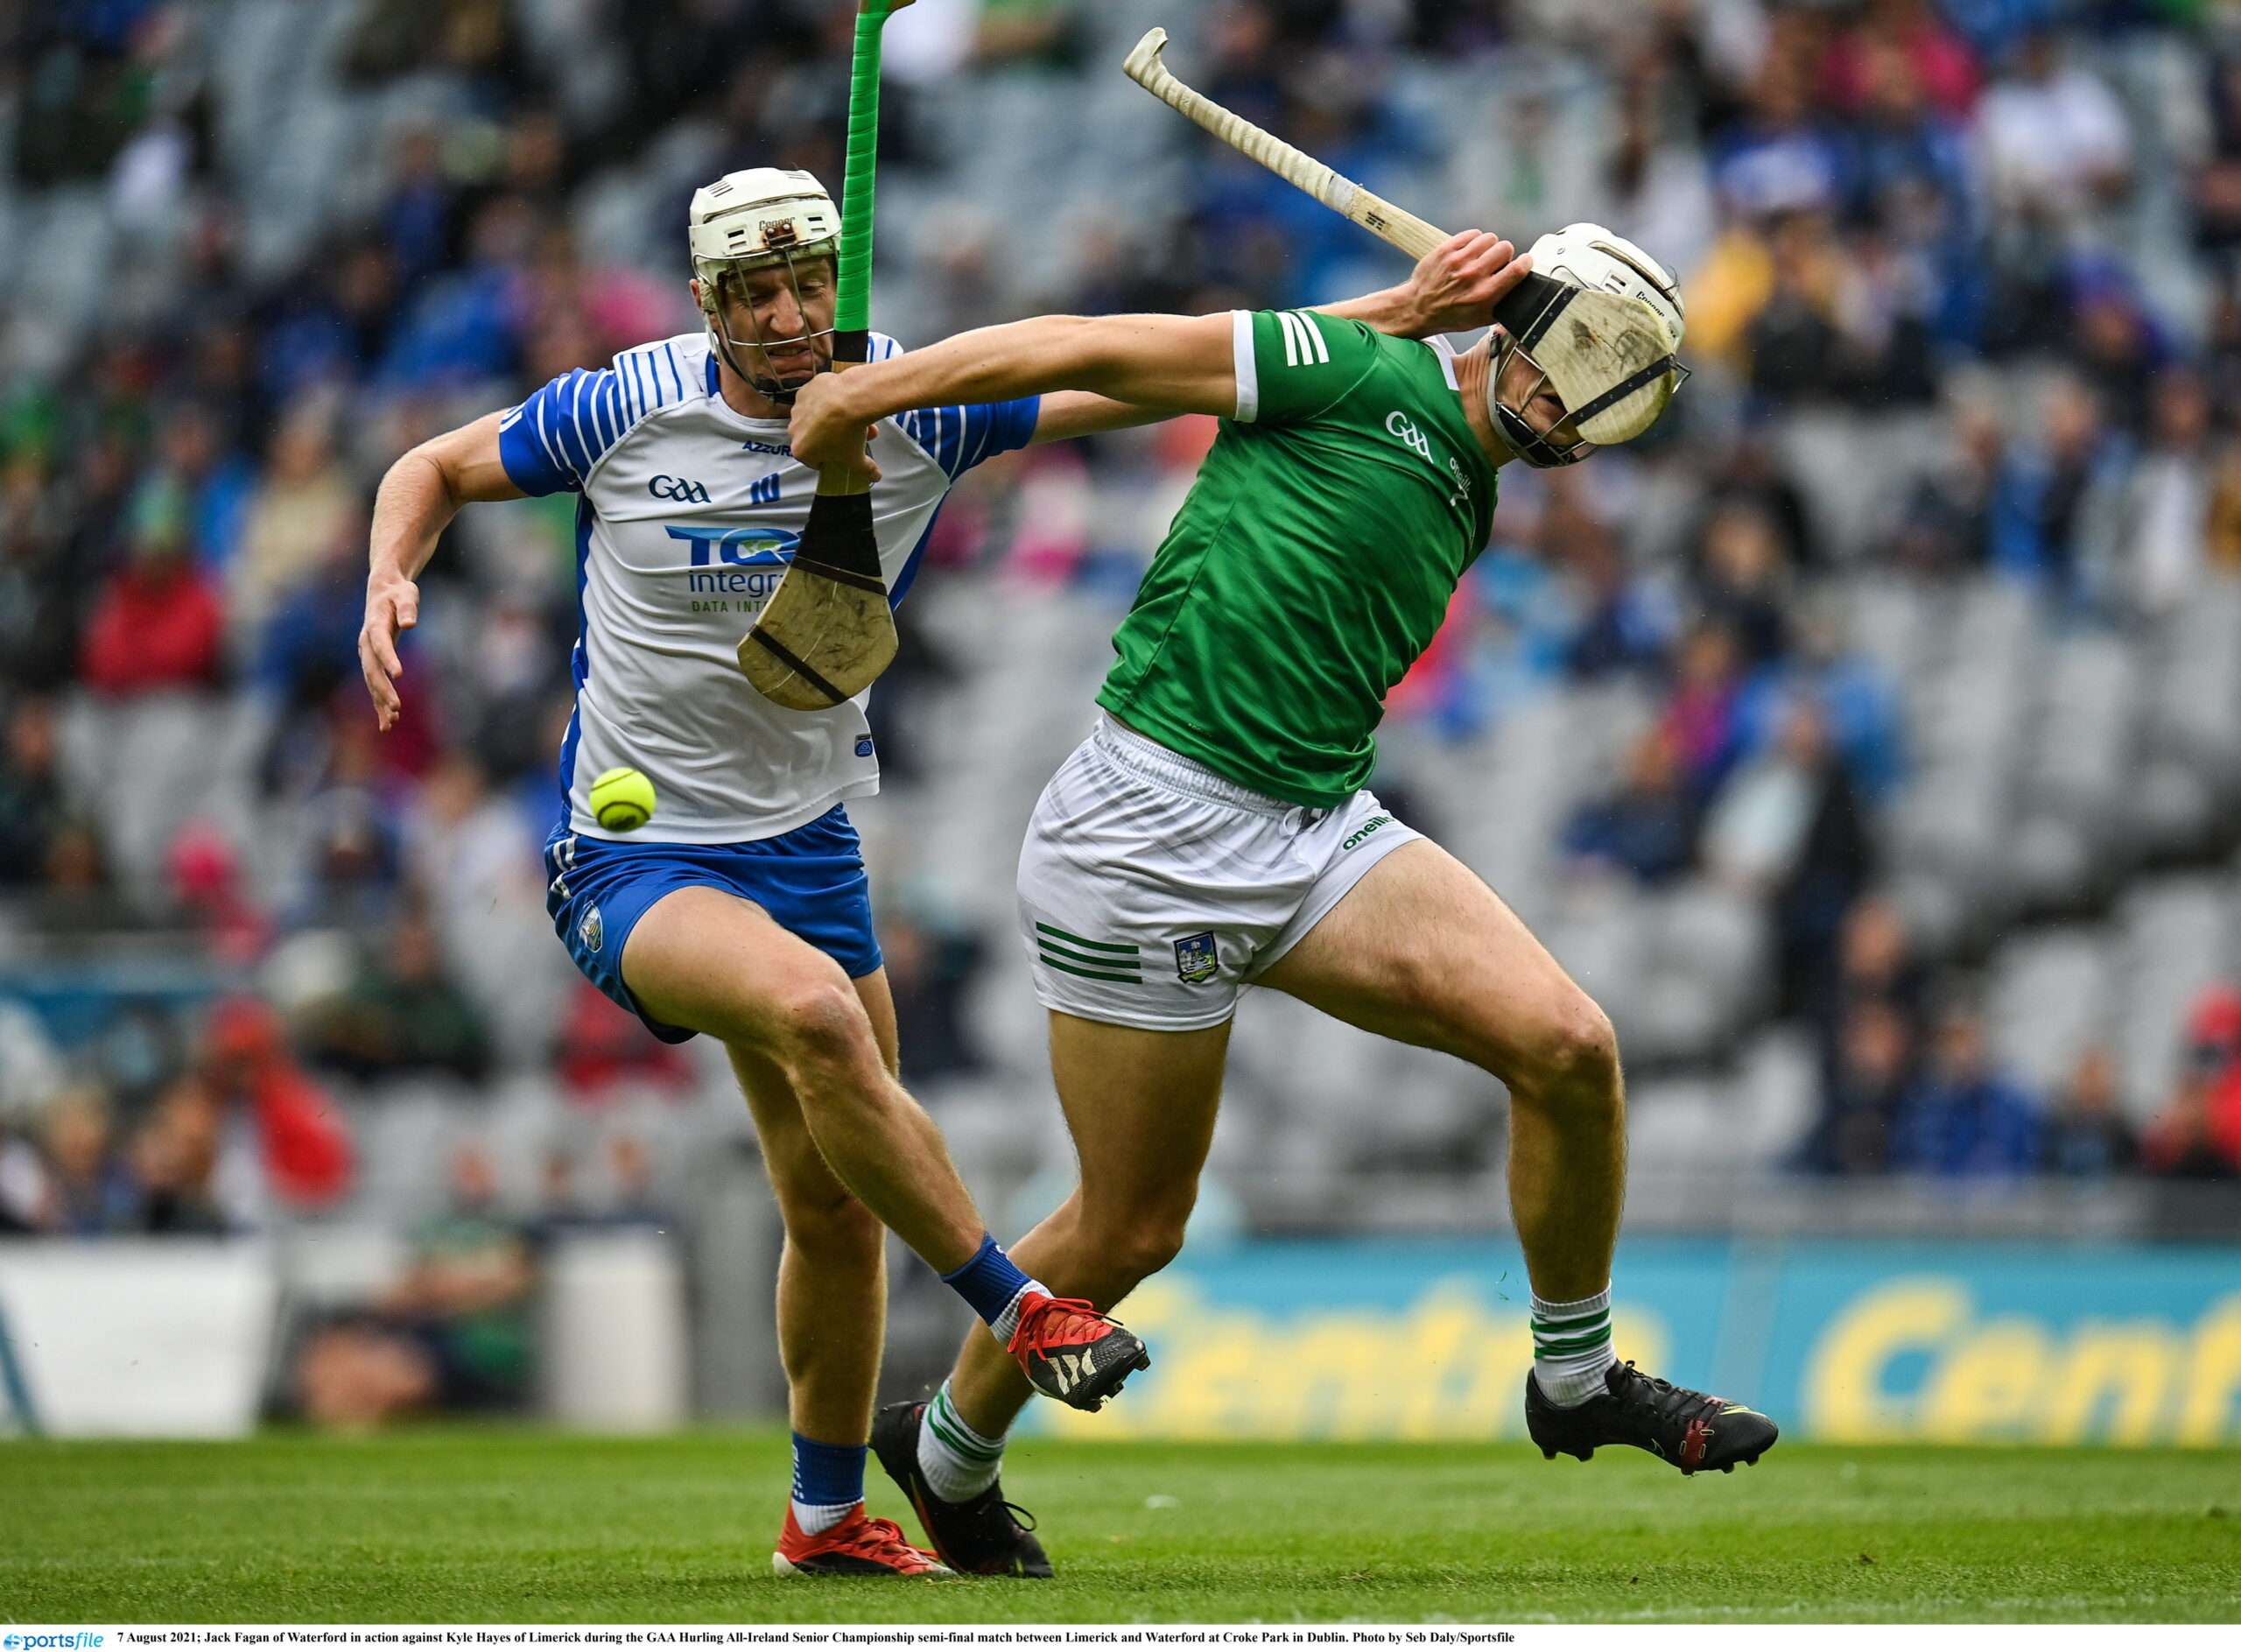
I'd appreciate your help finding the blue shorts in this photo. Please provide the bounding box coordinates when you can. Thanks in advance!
[544,805,883,1044]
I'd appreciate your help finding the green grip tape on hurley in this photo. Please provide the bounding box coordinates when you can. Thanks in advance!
[835,0,899,346]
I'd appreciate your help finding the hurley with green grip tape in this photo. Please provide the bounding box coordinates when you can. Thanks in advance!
[739,0,916,713]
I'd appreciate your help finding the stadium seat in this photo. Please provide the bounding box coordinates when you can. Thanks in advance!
[1986,927,2115,1100]
[2112,875,2235,1128]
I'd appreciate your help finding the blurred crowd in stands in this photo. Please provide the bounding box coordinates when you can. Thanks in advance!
[1805,894,2241,1175]
[0,0,2235,1277]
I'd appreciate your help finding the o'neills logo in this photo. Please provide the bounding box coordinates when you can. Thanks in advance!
[1343,814,1394,851]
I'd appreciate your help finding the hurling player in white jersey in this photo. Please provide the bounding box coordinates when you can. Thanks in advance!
[359,166,1507,1577]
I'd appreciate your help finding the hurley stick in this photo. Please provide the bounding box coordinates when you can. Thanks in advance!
[740,0,917,712]
[1122,26,1683,447]
[1123,28,1446,260]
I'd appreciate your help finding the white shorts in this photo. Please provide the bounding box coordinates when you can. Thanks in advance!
[1017,718,1423,1031]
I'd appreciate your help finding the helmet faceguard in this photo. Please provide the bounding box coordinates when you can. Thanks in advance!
[689,168,843,405]
[700,250,839,405]
[1487,339,1594,469]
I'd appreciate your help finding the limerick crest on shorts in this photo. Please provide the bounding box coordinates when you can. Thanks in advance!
[1174,931,1219,984]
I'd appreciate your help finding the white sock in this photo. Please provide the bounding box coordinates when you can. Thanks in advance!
[990,1279,1048,1344]
[791,1497,858,1536]
[1532,1287,1615,1409]
[917,1381,1007,1504]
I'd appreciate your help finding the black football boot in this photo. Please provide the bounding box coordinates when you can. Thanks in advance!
[1527,1360,1780,1475]
[873,1400,1054,1578]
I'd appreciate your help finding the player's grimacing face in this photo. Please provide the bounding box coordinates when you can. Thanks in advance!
[718,257,838,384]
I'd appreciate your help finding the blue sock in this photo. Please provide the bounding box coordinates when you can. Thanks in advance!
[790,1431,866,1536]
[941,1234,1048,1339]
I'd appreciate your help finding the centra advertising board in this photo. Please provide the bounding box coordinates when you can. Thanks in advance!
[1029,1239,2241,1447]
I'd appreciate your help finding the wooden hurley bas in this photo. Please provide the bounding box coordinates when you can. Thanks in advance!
[737,333,898,711]
[738,0,913,713]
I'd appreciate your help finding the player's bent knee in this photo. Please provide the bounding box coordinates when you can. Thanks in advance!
[1519,995,1621,1100]
[778,1184,884,1262]
[1096,1216,1191,1291]
[769,977,880,1079]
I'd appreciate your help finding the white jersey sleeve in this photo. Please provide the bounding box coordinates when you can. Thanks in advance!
[495,333,1039,845]
[497,338,704,494]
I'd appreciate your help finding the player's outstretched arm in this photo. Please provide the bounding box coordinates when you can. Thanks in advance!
[1024,232,1526,448]
[797,231,1527,469]
[1029,391,1173,446]
[361,411,523,731]
[790,312,1237,476]
[1320,229,1532,339]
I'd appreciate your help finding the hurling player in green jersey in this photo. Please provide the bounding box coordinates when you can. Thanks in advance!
[792,224,1778,1575]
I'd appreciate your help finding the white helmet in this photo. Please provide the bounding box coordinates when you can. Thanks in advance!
[689,167,841,401]
[690,168,840,279]
[1491,222,1688,469]
[1528,223,1685,350]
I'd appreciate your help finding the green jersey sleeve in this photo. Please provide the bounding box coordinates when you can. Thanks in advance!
[1232,310,1383,426]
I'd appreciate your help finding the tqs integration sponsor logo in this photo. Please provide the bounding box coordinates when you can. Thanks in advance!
[664,525,800,609]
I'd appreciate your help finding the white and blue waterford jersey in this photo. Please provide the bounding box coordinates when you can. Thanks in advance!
[498,331,1037,844]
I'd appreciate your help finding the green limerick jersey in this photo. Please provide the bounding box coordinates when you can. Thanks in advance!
[1097,309,1499,810]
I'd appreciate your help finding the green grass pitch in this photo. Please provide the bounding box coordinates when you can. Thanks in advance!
[3,1431,2237,1624]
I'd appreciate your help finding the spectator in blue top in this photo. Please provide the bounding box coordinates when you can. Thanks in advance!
[38,1086,141,1235]
[1893,1001,2043,1176]
[379,197,537,393]
[2041,1045,2137,1178]
[1989,372,2126,606]
[1732,604,1907,805]
[1565,725,1699,888]
[1832,36,1972,232]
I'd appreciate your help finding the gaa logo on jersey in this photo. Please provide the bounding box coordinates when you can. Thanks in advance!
[1174,931,1219,985]
[1386,410,1434,460]
[578,904,605,955]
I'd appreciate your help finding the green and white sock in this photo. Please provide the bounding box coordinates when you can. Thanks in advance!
[1531,1288,1615,1408]
[917,1381,1006,1504]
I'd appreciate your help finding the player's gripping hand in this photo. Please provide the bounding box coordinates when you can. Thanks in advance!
[1398,230,1532,337]
[359,573,419,733]
[788,373,883,482]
